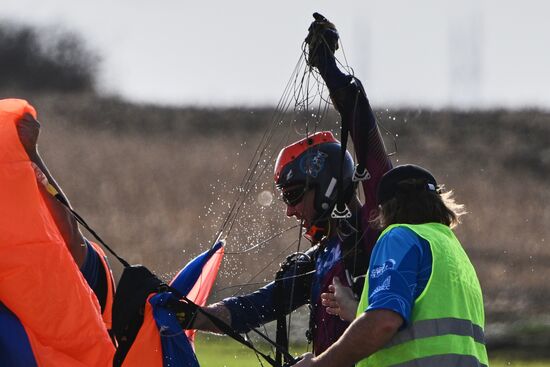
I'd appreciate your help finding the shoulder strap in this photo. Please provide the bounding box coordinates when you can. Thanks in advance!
[112,265,168,367]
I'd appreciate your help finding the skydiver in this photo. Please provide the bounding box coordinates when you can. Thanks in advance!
[181,13,392,362]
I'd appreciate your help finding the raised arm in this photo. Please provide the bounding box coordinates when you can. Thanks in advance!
[16,114,87,266]
[17,114,113,317]
[307,16,392,211]
[331,80,392,210]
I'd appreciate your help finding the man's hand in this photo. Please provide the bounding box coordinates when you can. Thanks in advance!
[292,352,315,367]
[190,302,232,334]
[300,310,403,367]
[305,12,339,68]
[169,298,200,329]
[16,113,40,156]
[321,276,358,322]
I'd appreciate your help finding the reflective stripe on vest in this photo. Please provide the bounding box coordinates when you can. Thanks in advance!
[356,223,487,367]
[385,317,485,348]
[392,354,488,367]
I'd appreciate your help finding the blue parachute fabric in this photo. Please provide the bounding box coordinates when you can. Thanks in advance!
[148,240,224,367]
[150,293,199,367]
[0,302,38,367]
[170,241,224,295]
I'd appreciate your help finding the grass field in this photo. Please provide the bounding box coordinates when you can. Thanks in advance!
[195,334,550,366]
[195,334,307,367]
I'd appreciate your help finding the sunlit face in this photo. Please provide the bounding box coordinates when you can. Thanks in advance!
[281,185,317,228]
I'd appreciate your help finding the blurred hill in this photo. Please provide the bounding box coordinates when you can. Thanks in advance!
[8,91,547,315]
[0,21,98,92]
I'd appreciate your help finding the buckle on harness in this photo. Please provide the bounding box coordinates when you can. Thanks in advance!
[352,165,370,182]
[331,204,352,219]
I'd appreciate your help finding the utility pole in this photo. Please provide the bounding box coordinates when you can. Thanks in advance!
[448,1,483,108]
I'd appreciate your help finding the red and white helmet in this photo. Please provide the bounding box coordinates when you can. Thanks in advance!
[274,131,355,224]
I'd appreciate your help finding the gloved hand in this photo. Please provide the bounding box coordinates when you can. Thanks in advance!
[305,12,339,68]
[167,297,200,329]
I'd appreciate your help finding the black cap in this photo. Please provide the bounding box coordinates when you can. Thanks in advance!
[377,164,438,205]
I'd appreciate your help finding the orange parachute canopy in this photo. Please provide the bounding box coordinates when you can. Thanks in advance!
[0,99,115,366]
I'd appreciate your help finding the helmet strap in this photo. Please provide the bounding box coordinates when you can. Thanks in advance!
[304,221,330,244]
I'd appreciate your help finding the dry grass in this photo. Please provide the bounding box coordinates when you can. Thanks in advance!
[10,90,550,326]
[376,109,550,322]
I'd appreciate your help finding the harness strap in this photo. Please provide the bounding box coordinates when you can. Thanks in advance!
[47,184,130,267]
[274,268,290,365]
[332,78,362,219]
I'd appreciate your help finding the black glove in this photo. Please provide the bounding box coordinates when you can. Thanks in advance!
[305,12,339,67]
[277,252,315,280]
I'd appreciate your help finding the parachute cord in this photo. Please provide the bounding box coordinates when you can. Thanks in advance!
[216,269,316,293]
[224,225,299,255]
[190,298,294,367]
[226,238,300,298]
[282,38,344,348]
[374,115,399,157]
[212,32,357,357]
[220,50,328,250]
[222,70,298,240]
[349,88,361,278]
[335,38,355,78]
[252,346,266,367]
[284,60,316,347]
[45,184,130,268]
[215,53,306,243]
[285,219,306,346]
[67,205,130,268]
[221,238,303,360]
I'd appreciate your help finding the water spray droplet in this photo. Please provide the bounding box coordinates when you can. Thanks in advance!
[257,190,273,206]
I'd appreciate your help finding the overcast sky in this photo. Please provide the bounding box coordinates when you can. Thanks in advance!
[3,0,550,109]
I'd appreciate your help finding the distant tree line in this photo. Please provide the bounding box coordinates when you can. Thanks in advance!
[0,21,99,92]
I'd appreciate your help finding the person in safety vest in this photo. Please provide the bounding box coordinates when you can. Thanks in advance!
[16,113,115,325]
[179,13,393,359]
[293,164,488,367]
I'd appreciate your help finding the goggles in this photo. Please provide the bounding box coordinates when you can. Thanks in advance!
[281,186,308,206]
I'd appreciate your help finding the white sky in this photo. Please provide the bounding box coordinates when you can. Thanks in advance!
[3,0,550,109]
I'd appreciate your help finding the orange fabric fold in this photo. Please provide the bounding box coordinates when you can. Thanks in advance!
[0,99,115,367]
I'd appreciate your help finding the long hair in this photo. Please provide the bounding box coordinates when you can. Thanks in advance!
[372,179,466,229]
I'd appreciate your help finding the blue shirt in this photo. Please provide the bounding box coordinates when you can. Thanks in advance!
[364,227,432,326]
[0,303,38,367]
[80,239,108,311]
